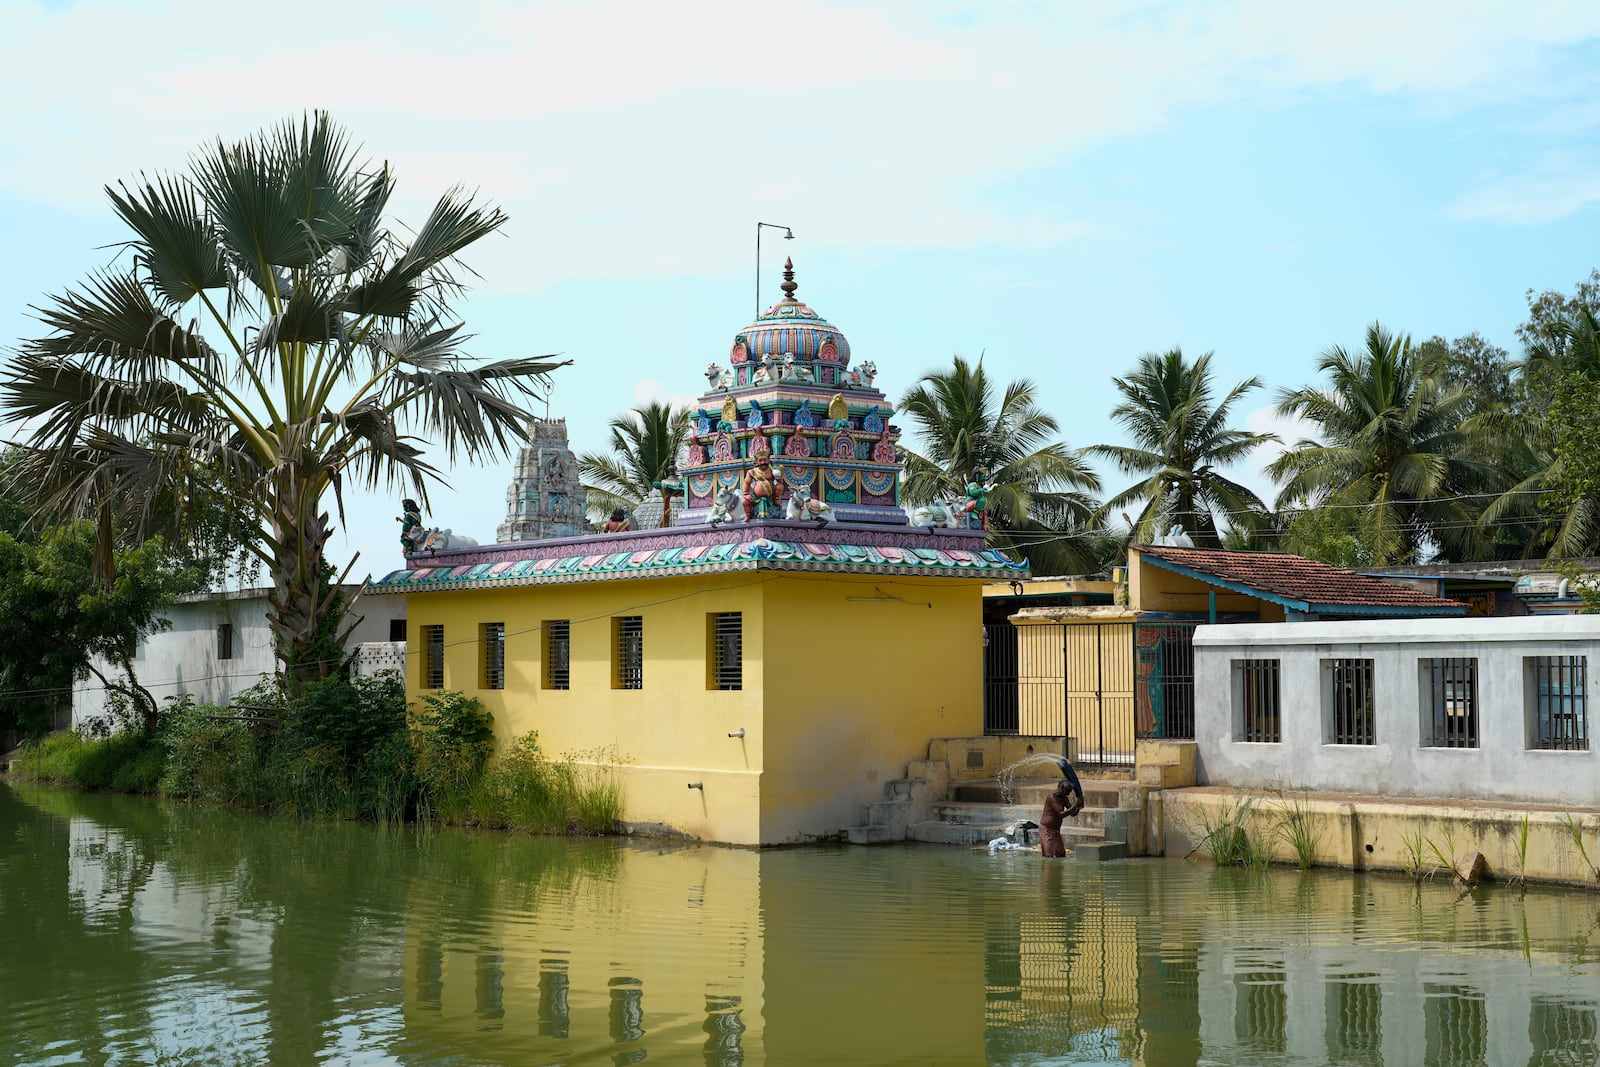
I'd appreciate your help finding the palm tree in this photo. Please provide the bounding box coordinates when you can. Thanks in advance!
[1476,308,1600,557]
[1090,348,1274,548]
[2,114,568,680]
[579,402,689,527]
[899,355,1108,574]
[1268,323,1486,563]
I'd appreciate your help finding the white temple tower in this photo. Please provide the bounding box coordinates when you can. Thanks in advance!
[497,418,588,542]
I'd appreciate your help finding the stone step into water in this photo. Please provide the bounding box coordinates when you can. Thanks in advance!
[907,821,1107,847]
[951,777,1137,806]
[931,801,1108,830]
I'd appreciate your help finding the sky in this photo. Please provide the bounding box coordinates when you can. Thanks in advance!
[3,0,1600,583]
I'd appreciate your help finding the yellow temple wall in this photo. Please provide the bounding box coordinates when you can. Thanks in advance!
[402,572,767,844]
[758,573,984,843]
[400,568,987,845]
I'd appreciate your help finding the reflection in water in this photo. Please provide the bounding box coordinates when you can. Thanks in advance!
[4,781,1600,1065]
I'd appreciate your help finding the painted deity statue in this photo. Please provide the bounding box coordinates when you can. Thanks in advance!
[962,467,998,530]
[650,463,686,528]
[397,498,426,553]
[742,453,780,521]
[602,508,634,533]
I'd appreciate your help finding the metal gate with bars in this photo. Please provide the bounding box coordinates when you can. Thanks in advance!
[983,619,1199,764]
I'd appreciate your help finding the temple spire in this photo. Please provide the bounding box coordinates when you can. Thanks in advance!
[780,257,798,300]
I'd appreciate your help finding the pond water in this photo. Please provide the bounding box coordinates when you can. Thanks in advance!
[3,782,1599,1066]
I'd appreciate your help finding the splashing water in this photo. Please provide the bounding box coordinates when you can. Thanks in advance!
[994,752,1066,804]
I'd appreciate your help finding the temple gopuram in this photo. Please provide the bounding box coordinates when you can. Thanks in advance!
[368,262,1026,845]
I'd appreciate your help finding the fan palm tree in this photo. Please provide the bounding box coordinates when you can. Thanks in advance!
[1090,348,1274,548]
[1,113,568,681]
[1268,323,1486,563]
[579,401,690,527]
[899,355,1107,574]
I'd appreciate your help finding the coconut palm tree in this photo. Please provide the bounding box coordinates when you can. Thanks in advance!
[579,401,690,527]
[899,355,1108,574]
[1268,323,1486,563]
[1,113,568,680]
[1475,308,1600,557]
[1090,348,1274,548]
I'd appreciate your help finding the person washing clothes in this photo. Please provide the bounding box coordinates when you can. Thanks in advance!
[1039,756,1085,858]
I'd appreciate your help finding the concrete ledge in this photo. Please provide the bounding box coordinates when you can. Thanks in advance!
[1163,787,1600,887]
[1073,841,1127,862]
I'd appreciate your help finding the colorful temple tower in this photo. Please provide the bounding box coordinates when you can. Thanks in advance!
[679,259,900,525]
[369,263,1025,845]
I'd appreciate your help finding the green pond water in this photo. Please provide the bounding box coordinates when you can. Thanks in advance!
[3,783,1600,1066]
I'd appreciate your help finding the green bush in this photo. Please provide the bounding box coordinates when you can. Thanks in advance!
[11,671,622,839]
[10,729,164,793]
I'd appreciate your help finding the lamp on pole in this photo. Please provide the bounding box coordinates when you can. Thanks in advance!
[756,222,794,316]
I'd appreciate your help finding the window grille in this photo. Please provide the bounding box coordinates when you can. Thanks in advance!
[1528,655,1588,750]
[710,612,742,690]
[614,616,643,690]
[1234,659,1281,743]
[216,623,235,661]
[389,618,407,643]
[1422,657,1478,748]
[1326,658,1376,745]
[544,620,570,690]
[481,622,506,690]
[422,624,445,689]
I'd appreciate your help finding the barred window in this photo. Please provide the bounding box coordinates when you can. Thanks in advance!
[614,616,643,690]
[422,624,445,689]
[709,612,742,690]
[216,623,235,661]
[1325,658,1376,745]
[1233,659,1281,743]
[543,620,570,690]
[1527,656,1589,750]
[480,622,506,690]
[1422,657,1478,748]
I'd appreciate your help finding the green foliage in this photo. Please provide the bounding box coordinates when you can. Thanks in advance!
[1270,790,1322,870]
[579,402,690,525]
[1,112,567,682]
[1280,504,1410,568]
[1400,828,1433,883]
[410,690,495,821]
[1270,323,1489,563]
[10,729,165,792]
[1188,796,1268,869]
[900,355,1110,574]
[0,518,193,741]
[7,679,622,839]
[1091,347,1274,547]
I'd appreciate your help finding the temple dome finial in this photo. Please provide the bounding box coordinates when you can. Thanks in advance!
[780,257,797,300]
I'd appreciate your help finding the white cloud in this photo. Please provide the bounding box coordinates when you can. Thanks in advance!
[1450,164,1600,225]
[6,0,1600,295]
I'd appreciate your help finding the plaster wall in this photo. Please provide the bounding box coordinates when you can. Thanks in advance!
[71,589,404,728]
[758,574,982,843]
[1192,616,1600,807]
[403,573,767,845]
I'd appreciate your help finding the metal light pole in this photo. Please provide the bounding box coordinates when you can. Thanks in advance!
[755,222,794,315]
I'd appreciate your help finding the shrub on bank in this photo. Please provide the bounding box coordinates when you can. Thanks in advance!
[7,673,622,836]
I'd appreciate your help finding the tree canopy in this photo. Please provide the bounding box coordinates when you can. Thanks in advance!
[2,113,567,680]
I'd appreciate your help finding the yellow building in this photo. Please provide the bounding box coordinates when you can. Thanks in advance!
[368,265,1026,845]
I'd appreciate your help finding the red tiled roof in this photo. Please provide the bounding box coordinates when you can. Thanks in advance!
[1136,545,1465,613]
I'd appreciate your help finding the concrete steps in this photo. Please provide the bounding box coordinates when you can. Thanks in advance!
[841,750,1148,862]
